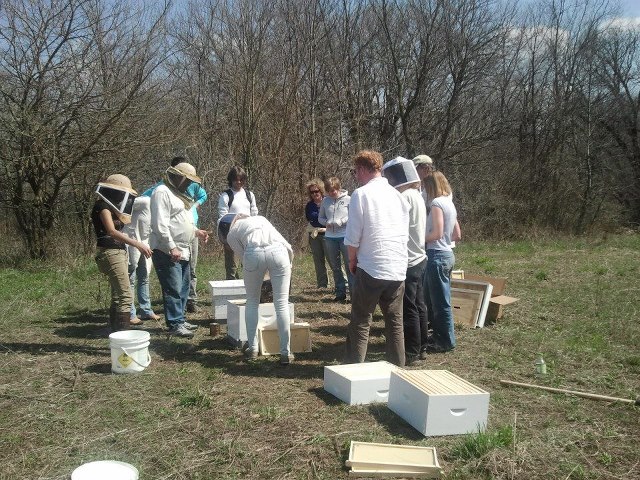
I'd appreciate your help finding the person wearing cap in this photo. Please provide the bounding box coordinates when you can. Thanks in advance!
[423,171,461,353]
[382,157,429,365]
[218,165,259,279]
[142,156,208,314]
[344,150,410,367]
[92,174,153,333]
[150,162,210,338]
[219,214,295,365]
[318,176,352,302]
[304,179,329,289]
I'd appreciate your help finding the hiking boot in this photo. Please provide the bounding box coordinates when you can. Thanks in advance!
[168,324,195,338]
[280,354,295,365]
[183,321,198,330]
[130,316,143,326]
[186,300,198,313]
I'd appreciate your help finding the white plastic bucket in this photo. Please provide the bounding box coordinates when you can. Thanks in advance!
[109,330,151,374]
[72,460,139,480]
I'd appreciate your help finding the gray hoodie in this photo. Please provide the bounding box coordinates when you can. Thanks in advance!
[318,190,350,238]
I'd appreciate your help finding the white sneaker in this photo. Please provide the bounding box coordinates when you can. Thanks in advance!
[168,324,194,338]
[183,321,198,330]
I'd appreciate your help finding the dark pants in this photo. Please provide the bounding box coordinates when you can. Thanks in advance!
[403,258,428,357]
[224,242,240,280]
[345,268,405,366]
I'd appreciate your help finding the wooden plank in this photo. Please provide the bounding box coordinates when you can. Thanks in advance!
[464,274,507,295]
[346,442,440,471]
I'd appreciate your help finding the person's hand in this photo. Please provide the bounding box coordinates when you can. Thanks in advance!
[138,242,153,259]
[349,256,357,274]
[170,247,182,262]
[196,229,209,243]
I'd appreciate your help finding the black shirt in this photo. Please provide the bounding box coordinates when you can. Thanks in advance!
[91,200,126,249]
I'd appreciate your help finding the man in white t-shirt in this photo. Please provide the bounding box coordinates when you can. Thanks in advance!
[217,165,259,279]
[344,150,410,367]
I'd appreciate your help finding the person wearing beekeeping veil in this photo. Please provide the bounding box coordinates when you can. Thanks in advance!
[150,162,209,338]
[92,174,152,334]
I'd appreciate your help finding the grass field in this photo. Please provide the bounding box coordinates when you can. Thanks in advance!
[1,234,639,479]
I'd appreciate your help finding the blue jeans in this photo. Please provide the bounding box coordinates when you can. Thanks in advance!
[424,249,456,349]
[323,236,352,297]
[243,244,292,356]
[152,249,190,328]
[128,246,154,318]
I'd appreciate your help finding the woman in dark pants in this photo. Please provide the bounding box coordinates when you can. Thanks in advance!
[304,179,328,289]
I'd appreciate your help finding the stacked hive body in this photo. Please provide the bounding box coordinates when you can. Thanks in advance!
[323,361,399,405]
[388,370,489,436]
[226,300,295,345]
[209,280,246,320]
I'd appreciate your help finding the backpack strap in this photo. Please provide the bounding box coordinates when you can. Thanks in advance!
[225,188,234,208]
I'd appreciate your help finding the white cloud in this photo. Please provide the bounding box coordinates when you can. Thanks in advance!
[602,16,640,30]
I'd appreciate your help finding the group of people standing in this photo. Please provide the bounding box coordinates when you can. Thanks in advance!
[92,148,458,369]
[304,151,460,367]
[91,159,297,364]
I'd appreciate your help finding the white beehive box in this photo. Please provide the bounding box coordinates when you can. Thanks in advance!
[209,280,246,320]
[226,300,295,345]
[388,370,489,436]
[324,361,399,405]
[258,322,311,355]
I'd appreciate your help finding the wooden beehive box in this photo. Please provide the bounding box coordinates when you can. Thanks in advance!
[258,322,311,355]
[388,370,489,437]
[324,361,399,405]
[226,300,295,346]
[346,441,442,478]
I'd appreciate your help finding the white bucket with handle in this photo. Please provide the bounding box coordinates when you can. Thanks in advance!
[109,330,151,374]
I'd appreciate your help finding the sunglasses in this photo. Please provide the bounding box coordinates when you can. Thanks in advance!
[309,189,321,194]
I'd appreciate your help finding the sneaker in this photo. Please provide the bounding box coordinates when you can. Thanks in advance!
[186,300,198,313]
[168,324,195,338]
[419,349,428,360]
[333,294,347,302]
[183,321,198,330]
[280,354,295,365]
[244,348,259,360]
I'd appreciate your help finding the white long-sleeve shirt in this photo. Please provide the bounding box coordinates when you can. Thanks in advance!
[344,176,410,281]
[227,216,293,262]
[149,185,195,260]
[217,187,258,220]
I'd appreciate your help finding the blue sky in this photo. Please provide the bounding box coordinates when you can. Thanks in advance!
[619,0,640,16]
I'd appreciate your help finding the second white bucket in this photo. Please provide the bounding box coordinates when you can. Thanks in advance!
[109,330,151,374]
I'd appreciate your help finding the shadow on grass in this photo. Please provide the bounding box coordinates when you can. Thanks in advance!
[367,404,424,440]
[0,341,109,356]
[307,386,344,406]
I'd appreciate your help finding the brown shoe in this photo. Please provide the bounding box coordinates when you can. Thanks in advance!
[130,316,143,326]
[140,312,160,321]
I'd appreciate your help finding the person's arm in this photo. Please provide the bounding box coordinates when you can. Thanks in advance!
[191,184,208,207]
[452,220,461,242]
[425,206,444,243]
[151,189,181,261]
[249,191,259,216]
[347,245,358,274]
[99,209,152,258]
[217,192,229,220]
[317,200,328,226]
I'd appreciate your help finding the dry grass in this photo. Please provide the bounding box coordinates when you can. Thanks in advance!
[0,233,639,479]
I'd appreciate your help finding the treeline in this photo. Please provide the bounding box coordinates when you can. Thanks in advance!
[1,0,639,259]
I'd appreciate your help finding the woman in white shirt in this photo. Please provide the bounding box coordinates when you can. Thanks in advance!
[220,214,295,365]
[423,172,461,353]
